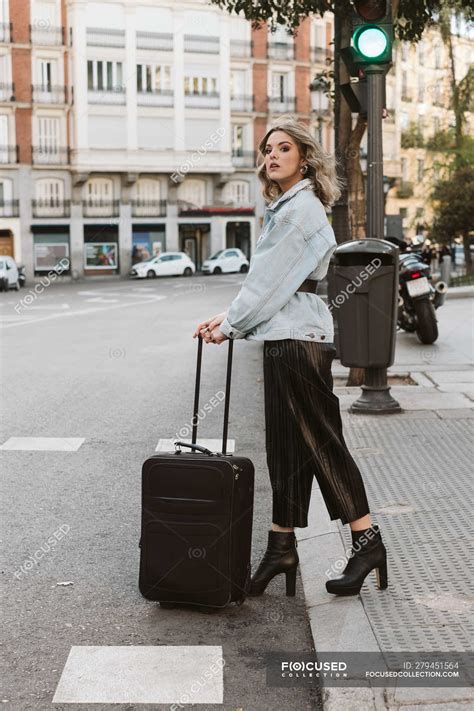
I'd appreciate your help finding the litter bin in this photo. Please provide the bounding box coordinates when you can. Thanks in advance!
[331,238,399,368]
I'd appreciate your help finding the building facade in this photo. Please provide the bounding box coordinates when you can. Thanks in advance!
[0,0,335,278]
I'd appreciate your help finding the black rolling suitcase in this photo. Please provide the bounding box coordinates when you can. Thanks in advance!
[139,334,255,609]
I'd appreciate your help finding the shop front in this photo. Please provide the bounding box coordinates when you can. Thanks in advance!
[83,225,119,277]
[132,226,166,265]
[32,226,71,275]
[226,221,251,259]
[178,224,210,271]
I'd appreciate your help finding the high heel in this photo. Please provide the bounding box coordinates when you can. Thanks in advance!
[325,524,388,596]
[285,567,297,596]
[248,530,299,597]
[375,559,388,589]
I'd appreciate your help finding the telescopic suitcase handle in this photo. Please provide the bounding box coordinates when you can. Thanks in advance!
[175,333,234,455]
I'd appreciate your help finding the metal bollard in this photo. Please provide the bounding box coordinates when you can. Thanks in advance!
[441,254,451,286]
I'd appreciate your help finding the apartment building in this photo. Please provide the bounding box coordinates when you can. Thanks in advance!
[0,0,335,279]
[385,26,473,239]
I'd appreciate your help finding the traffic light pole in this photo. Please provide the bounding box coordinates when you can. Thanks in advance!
[366,67,385,241]
[350,65,401,414]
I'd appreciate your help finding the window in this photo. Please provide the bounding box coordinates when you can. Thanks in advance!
[0,177,12,202]
[184,73,217,96]
[399,207,407,218]
[418,42,425,66]
[137,64,171,93]
[434,44,442,69]
[401,157,408,182]
[222,180,250,205]
[232,125,244,155]
[35,178,64,206]
[230,70,246,98]
[418,75,424,102]
[433,116,440,133]
[133,178,161,202]
[417,159,424,182]
[401,71,408,99]
[37,116,60,150]
[87,60,123,91]
[225,250,239,258]
[38,59,53,89]
[271,72,288,101]
[177,179,206,208]
[0,113,8,147]
[85,178,113,203]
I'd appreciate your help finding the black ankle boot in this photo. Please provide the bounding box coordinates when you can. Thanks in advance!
[325,524,388,596]
[248,530,299,597]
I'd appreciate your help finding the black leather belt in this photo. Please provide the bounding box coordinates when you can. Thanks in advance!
[297,278,318,293]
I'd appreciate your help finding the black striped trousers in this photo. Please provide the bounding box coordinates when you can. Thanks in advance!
[263,339,371,528]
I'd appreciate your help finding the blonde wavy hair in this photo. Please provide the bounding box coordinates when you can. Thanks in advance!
[256,116,344,209]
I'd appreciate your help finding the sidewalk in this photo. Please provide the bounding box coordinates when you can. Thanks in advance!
[296,297,473,709]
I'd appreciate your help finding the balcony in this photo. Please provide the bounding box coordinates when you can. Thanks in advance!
[136,31,173,51]
[88,87,126,104]
[31,146,70,165]
[184,34,219,54]
[0,83,15,101]
[269,96,296,113]
[396,181,414,199]
[268,42,294,60]
[137,89,173,107]
[32,199,71,218]
[0,22,12,43]
[83,199,120,218]
[230,94,254,112]
[231,150,256,168]
[184,91,219,109]
[0,200,19,217]
[131,199,167,217]
[86,27,125,48]
[32,84,67,104]
[230,39,252,58]
[0,145,19,164]
[30,24,64,45]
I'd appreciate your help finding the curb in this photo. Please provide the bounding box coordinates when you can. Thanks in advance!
[296,483,388,709]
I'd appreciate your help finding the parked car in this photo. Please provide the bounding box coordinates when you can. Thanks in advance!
[0,255,20,291]
[129,252,196,279]
[202,248,249,275]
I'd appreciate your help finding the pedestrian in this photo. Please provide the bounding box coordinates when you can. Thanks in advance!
[192,117,388,598]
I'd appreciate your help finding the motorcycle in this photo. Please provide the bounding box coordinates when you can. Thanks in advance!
[18,264,26,288]
[397,251,448,344]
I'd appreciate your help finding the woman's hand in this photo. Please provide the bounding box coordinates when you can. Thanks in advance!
[193,311,229,345]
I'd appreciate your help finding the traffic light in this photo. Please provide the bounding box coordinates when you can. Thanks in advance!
[342,0,393,76]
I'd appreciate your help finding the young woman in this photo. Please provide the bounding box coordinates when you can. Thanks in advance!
[193,117,388,598]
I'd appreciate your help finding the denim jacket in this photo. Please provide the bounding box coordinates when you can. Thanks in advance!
[219,178,337,343]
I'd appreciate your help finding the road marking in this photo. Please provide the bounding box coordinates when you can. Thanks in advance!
[52,645,224,704]
[0,437,85,451]
[156,438,235,453]
[84,297,120,303]
[20,303,71,310]
[0,294,167,328]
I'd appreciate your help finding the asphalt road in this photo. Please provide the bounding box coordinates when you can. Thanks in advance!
[1,275,324,711]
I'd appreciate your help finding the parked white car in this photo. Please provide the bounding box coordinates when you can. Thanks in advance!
[0,255,20,291]
[130,252,196,279]
[202,248,249,275]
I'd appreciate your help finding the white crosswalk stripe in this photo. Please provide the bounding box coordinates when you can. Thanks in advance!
[52,645,224,704]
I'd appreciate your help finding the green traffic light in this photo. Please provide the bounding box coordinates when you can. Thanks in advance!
[354,25,388,59]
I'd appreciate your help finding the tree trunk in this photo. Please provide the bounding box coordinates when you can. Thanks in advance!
[347,114,368,239]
